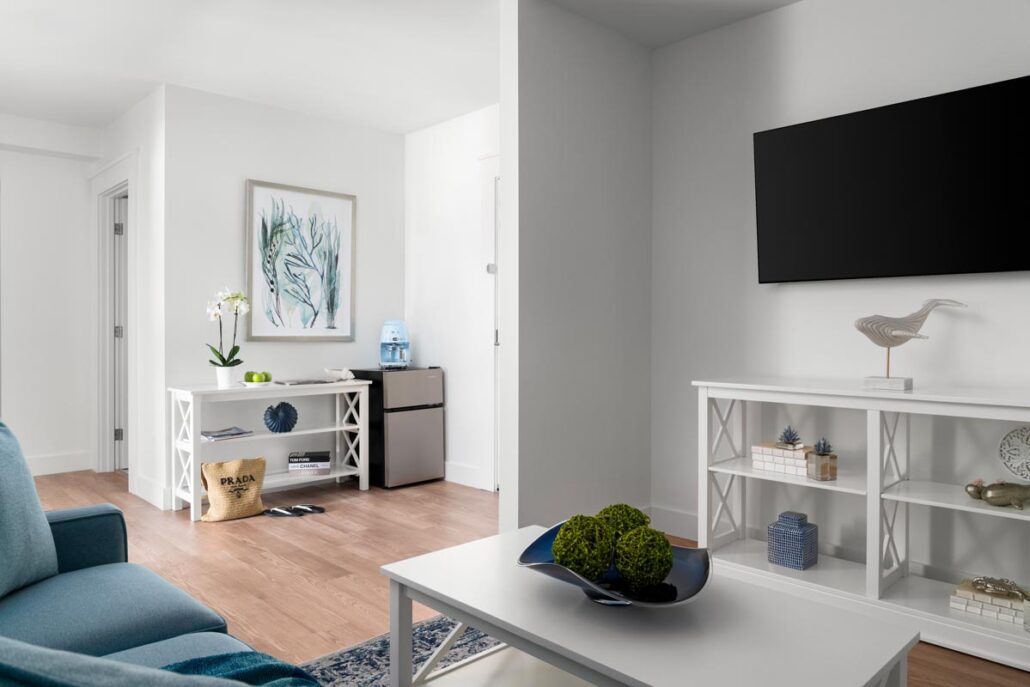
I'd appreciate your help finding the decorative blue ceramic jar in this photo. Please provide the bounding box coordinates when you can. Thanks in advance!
[767,511,818,570]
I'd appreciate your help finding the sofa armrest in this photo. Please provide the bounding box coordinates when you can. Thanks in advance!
[46,504,128,573]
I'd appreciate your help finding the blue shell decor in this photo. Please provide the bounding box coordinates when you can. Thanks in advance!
[263,402,298,433]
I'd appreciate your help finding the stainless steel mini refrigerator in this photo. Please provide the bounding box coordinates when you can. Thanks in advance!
[352,368,445,487]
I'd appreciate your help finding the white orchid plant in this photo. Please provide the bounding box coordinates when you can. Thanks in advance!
[207,288,250,368]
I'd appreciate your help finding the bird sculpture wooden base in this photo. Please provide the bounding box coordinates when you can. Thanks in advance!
[854,299,965,390]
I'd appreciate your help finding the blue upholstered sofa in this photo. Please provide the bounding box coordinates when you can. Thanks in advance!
[0,423,313,685]
[0,503,250,661]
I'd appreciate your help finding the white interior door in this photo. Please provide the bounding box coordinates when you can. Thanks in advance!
[480,155,500,492]
[113,195,128,470]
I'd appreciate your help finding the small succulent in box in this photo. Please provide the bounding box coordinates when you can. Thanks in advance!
[615,526,674,592]
[778,425,802,448]
[596,504,650,542]
[552,515,614,581]
[807,436,838,481]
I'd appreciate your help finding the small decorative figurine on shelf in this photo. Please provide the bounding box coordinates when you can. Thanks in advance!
[777,425,803,450]
[807,437,838,482]
[965,479,1030,510]
[767,511,818,570]
[854,298,965,390]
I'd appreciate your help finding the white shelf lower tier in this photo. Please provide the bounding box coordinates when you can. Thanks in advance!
[713,539,1030,670]
[712,538,867,597]
[263,465,359,489]
[709,457,867,495]
[175,465,359,503]
[881,480,1030,522]
[880,575,1030,647]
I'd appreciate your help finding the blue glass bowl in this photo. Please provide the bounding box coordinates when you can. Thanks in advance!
[517,521,712,607]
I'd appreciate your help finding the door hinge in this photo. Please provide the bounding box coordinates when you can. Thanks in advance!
[114,428,124,441]
[114,325,124,338]
[494,329,500,346]
[114,222,124,236]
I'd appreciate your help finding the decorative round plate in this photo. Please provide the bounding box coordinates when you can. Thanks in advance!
[242,381,273,388]
[998,427,1030,481]
[517,521,711,608]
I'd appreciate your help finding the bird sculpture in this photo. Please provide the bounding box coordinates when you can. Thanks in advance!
[854,299,965,377]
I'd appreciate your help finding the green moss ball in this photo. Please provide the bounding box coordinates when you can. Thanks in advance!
[552,515,614,581]
[596,504,650,542]
[615,526,673,591]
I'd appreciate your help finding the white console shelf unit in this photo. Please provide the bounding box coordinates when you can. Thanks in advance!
[168,380,371,522]
[694,377,1030,671]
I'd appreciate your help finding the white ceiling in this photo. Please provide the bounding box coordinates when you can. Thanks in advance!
[0,0,499,133]
[548,0,800,47]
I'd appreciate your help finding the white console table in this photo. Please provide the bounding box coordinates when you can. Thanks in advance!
[695,377,1030,671]
[168,380,370,521]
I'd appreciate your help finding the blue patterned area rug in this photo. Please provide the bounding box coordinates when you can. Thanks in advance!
[302,616,501,686]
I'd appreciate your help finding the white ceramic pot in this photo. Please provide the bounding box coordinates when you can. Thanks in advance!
[215,366,235,389]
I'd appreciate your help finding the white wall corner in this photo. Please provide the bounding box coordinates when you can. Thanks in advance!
[649,503,698,541]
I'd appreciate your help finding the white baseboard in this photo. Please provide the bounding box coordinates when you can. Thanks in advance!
[27,451,93,476]
[445,461,494,492]
[648,504,697,541]
[128,472,168,509]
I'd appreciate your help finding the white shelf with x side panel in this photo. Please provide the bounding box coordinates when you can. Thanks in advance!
[168,380,370,521]
[694,377,1030,672]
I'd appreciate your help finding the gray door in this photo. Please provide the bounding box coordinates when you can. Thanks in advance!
[384,407,444,486]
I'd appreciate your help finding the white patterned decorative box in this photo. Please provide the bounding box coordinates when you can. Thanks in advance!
[949,579,1026,625]
[751,442,809,477]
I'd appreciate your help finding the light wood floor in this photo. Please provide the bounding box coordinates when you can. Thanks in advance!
[35,471,1029,686]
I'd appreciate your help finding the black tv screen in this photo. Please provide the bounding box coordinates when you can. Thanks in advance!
[754,74,1030,283]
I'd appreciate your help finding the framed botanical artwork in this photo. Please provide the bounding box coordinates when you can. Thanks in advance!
[245,180,356,341]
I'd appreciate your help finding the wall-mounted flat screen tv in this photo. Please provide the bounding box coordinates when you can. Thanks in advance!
[754,74,1030,283]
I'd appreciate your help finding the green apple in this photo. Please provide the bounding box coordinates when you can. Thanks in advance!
[262,371,272,382]
[244,371,257,383]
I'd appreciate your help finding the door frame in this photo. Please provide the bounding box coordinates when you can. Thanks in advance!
[96,180,128,473]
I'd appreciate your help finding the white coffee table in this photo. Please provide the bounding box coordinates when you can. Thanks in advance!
[382,526,919,687]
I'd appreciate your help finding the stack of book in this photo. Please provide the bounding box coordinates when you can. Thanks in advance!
[751,442,810,476]
[288,451,331,476]
[949,579,1026,625]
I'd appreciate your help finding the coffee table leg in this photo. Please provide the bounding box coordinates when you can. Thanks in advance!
[878,654,906,687]
[390,579,413,687]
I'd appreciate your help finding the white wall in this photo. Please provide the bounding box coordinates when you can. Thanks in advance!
[0,112,103,160]
[0,148,97,474]
[100,85,167,506]
[163,85,404,388]
[651,0,1030,579]
[514,0,652,526]
[405,104,499,492]
[497,0,521,530]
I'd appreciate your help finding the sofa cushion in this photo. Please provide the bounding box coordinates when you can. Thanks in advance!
[105,633,251,669]
[0,634,239,687]
[0,423,58,598]
[0,562,226,656]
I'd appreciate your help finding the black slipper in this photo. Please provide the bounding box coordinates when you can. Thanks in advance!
[264,507,304,517]
[291,504,325,514]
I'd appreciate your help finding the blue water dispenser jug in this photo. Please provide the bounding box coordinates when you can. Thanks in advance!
[379,320,410,369]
